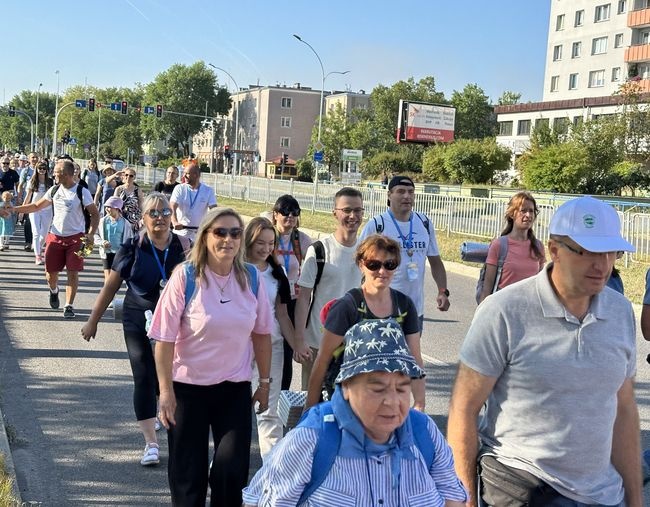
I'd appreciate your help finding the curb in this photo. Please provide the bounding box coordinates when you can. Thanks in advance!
[0,406,21,504]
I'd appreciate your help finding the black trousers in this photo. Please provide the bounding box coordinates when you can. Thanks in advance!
[23,217,32,246]
[168,380,252,507]
[281,298,297,390]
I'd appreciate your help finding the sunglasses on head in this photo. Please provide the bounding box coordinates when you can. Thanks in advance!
[363,258,399,271]
[146,208,172,219]
[277,208,300,217]
[211,227,243,239]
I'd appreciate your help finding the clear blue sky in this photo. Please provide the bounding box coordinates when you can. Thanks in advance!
[2,0,550,105]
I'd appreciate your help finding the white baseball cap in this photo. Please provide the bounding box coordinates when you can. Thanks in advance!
[549,196,634,253]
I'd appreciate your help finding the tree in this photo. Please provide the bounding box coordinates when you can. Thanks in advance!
[519,142,590,192]
[1,90,57,153]
[450,84,495,139]
[141,61,231,157]
[309,103,351,177]
[362,151,410,178]
[497,91,522,106]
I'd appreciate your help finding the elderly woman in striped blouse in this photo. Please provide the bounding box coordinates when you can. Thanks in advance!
[243,318,468,507]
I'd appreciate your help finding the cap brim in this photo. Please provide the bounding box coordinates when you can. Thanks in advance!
[335,355,425,384]
[571,235,635,253]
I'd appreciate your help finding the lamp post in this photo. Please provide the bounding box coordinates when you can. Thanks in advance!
[53,71,60,156]
[208,63,240,175]
[35,83,42,153]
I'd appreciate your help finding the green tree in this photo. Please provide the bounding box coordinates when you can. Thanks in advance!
[1,91,57,153]
[295,158,313,182]
[443,138,510,184]
[422,143,450,182]
[519,142,590,192]
[112,124,144,161]
[450,84,495,139]
[497,91,522,106]
[141,61,230,157]
[362,151,410,178]
[309,103,351,177]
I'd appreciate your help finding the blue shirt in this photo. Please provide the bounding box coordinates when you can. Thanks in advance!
[104,217,126,253]
[644,268,650,306]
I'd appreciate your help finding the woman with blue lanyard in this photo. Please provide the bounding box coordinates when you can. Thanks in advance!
[81,192,190,467]
[271,194,312,390]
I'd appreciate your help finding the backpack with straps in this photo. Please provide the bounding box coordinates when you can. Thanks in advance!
[373,212,430,235]
[296,399,435,505]
[305,240,326,328]
[182,261,259,310]
[475,236,508,304]
[51,183,92,233]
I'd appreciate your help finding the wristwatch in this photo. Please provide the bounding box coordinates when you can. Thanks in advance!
[258,377,273,384]
[438,288,450,297]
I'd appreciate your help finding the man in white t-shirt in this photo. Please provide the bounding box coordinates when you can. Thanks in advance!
[8,158,99,319]
[359,175,449,330]
[294,187,364,388]
[170,164,217,241]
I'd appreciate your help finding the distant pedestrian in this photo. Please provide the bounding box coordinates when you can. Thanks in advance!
[81,158,101,195]
[0,156,19,195]
[154,166,180,198]
[94,196,133,282]
[169,163,217,241]
[23,162,54,264]
[94,165,122,214]
[114,167,144,232]
[0,191,16,251]
[16,154,34,251]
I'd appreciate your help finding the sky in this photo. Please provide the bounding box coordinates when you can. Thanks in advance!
[1,0,550,105]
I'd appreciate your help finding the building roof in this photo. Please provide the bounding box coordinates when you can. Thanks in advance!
[495,92,650,115]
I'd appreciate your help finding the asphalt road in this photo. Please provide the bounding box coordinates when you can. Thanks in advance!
[0,227,649,505]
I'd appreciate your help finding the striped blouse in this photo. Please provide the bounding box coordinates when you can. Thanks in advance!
[243,416,468,506]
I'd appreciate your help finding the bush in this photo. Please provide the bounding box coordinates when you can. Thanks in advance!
[296,159,313,182]
[519,142,590,192]
[156,157,183,169]
[362,151,409,178]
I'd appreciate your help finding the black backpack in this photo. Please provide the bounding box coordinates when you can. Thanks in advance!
[305,240,326,328]
[51,184,91,233]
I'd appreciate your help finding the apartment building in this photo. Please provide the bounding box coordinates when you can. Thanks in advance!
[496,0,650,167]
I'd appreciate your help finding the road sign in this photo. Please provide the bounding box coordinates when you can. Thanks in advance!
[143,106,155,115]
[314,141,325,152]
[110,102,122,112]
[75,99,87,108]
[313,151,324,162]
[68,138,77,146]
[342,149,363,162]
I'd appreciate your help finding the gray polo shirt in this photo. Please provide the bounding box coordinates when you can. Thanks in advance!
[460,263,636,505]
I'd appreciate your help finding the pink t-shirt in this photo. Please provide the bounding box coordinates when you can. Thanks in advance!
[486,237,545,290]
[149,264,273,385]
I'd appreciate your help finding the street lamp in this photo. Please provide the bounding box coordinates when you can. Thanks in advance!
[35,83,42,153]
[208,63,240,175]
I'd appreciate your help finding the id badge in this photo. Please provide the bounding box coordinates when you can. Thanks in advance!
[407,262,419,282]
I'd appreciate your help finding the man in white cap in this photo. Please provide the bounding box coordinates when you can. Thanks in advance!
[448,196,641,507]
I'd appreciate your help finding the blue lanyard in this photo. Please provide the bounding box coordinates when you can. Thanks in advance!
[277,234,292,274]
[188,185,201,209]
[388,210,413,250]
[151,241,169,282]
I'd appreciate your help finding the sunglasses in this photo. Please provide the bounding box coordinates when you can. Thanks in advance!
[37,168,47,172]
[146,208,172,219]
[211,227,243,239]
[276,208,300,217]
[363,259,399,271]
[125,174,135,178]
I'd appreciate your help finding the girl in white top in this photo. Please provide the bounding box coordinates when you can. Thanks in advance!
[24,162,54,264]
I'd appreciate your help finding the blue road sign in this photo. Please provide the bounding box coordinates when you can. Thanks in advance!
[68,138,77,146]
[143,106,155,115]
[110,102,122,112]
[313,151,324,162]
[75,99,87,108]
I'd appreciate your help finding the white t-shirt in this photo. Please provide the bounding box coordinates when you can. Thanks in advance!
[45,184,93,236]
[170,182,217,236]
[359,211,439,316]
[260,266,283,344]
[297,234,361,349]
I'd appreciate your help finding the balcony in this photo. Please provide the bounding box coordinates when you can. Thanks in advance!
[631,78,650,91]
[625,43,650,62]
[629,8,650,28]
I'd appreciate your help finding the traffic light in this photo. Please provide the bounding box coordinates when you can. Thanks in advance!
[88,98,95,112]
[8,105,15,117]
[156,104,163,118]
[224,145,230,159]
[283,153,289,165]
[121,101,128,115]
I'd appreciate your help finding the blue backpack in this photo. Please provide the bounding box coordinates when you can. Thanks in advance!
[296,401,435,505]
[182,262,259,309]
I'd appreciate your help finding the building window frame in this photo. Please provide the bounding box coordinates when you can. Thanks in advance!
[280,116,292,128]
[550,75,560,92]
[556,14,565,31]
[498,121,513,136]
[614,33,624,48]
[575,9,585,26]
[594,3,611,22]
[569,73,579,90]
[280,137,290,148]
[281,97,292,109]
[572,41,582,58]
[592,36,608,55]
[517,119,531,136]
[617,0,626,14]
[589,69,606,87]
[612,67,621,81]
[553,45,563,61]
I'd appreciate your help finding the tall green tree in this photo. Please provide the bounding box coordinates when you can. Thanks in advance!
[497,91,522,106]
[1,91,57,152]
[450,83,495,139]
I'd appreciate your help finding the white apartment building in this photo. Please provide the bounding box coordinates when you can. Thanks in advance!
[496,0,650,168]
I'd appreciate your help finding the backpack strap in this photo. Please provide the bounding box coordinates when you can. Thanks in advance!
[306,241,325,328]
[492,236,509,293]
[373,215,384,233]
[297,402,340,505]
[291,229,303,265]
[183,262,197,310]
[414,212,430,234]
[410,410,435,470]
[245,262,259,296]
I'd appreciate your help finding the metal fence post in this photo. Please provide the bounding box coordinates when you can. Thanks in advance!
[446,195,453,237]
[265,178,270,205]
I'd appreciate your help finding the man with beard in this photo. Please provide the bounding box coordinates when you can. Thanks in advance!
[169,163,217,242]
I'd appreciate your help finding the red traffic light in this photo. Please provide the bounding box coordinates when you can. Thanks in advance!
[121,101,128,115]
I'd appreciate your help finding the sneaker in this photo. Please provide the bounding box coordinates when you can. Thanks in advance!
[140,443,160,466]
[49,290,60,309]
[154,418,162,431]
[24,244,31,252]
[63,305,75,319]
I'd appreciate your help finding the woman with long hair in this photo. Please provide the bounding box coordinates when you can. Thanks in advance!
[271,194,312,389]
[81,158,101,195]
[81,193,189,467]
[114,167,144,232]
[150,207,272,507]
[24,161,54,264]
[305,234,424,411]
[478,191,546,304]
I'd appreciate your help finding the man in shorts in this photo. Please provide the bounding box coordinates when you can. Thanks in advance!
[9,158,99,318]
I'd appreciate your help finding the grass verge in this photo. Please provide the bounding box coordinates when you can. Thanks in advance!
[0,453,17,507]
[218,196,649,306]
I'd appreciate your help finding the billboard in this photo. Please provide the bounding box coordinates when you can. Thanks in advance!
[396,100,456,144]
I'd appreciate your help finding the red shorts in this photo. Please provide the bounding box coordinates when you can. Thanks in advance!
[44,233,85,273]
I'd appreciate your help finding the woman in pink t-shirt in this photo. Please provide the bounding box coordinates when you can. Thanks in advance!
[149,207,273,507]
[478,191,546,304]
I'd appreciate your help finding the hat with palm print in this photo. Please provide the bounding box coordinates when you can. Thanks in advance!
[335,318,425,384]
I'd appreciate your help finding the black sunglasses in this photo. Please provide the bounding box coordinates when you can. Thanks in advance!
[364,259,399,271]
[276,208,300,217]
[212,227,243,239]
[146,208,172,219]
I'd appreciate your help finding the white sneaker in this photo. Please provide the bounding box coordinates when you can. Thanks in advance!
[154,418,162,431]
[140,443,160,466]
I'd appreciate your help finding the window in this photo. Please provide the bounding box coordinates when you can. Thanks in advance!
[553,45,563,61]
[569,73,579,89]
[615,33,624,48]
[642,30,650,45]
[595,4,611,22]
[612,67,621,81]
[556,14,565,30]
[592,36,608,54]
[281,97,292,108]
[550,75,560,92]
[517,119,531,136]
[280,137,290,148]
[281,116,291,128]
[617,0,626,13]
[639,63,650,78]
[575,9,585,26]
[553,117,569,135]
[572,41,582,58]
[573,116,584,128]
[535,118,550,130]
[498,121,513,136]
[589,69,606,87]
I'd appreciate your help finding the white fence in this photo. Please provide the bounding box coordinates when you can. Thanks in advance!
[135,167,650,264]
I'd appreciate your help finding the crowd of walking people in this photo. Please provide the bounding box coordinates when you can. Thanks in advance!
[0,152,646,506]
